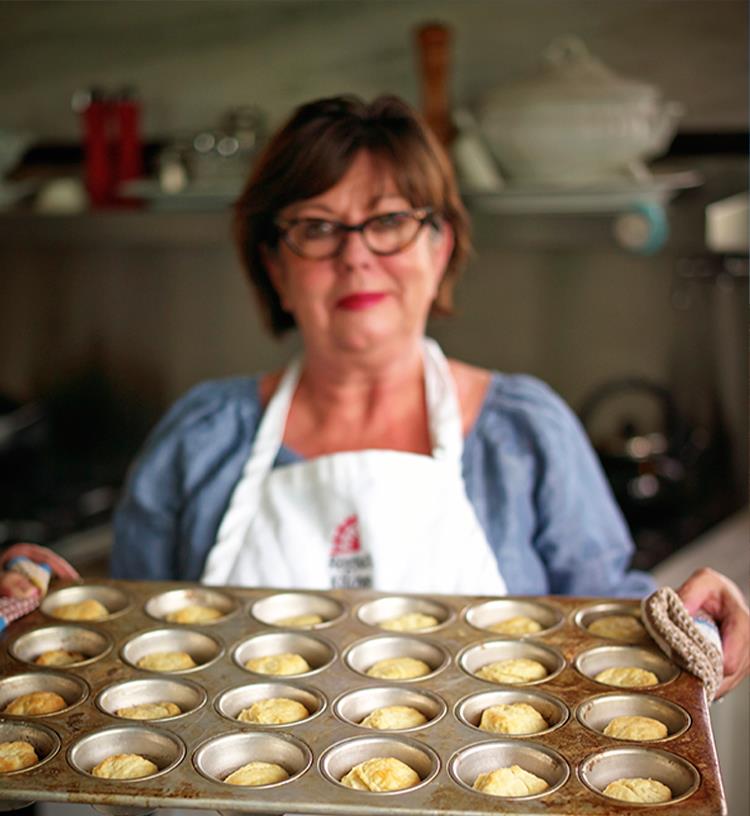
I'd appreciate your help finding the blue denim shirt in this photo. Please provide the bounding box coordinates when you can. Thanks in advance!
[112,372,655,598]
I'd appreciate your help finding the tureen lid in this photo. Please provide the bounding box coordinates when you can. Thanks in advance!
[481,36,660,109]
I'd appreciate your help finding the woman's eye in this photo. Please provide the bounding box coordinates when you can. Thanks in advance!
[301,220,336,240]
[370,213,409,232]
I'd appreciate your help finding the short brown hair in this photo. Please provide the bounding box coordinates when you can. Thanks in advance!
[234,94,471,337]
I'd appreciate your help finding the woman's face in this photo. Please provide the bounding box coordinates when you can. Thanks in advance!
[265,150,454,360]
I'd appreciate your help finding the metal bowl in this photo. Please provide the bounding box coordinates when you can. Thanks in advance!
[578,747,700,804]
[0,671,88,717]
[576,693,690,741]
[334,686,446,731]
[319,735,439,792]
[96,678,207,721]
[455,688,568,736]
[465,598,563,636]
[42,584,131,621]
[145,588,236,624]
[357,596,452,632]
[345,636,449,681]
[193,731,311,786]
[233,632,336,676]
[251,592,345,629]
[8,625,112,667]
[215,682,325,726]
[449,739,569,798]
[574,645,679,687]
[120,628,223,673]
[458,639,565,685]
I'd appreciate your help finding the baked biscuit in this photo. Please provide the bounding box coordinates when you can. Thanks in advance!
[0,740,39,773]
[479,702,548,735]
[379,612,438,632]
[475,658,548,684]
[34,649,86,666]
[274,613,324,628]
[115,702,182,720]
[51,599,109,621]
[594,666,659,688]
[165,605,223,624]
[244,652,311,675]
[603,714,668,741]
[341,756,420,791]
[224,760,289,786]
[603,777,672,803]
[473,765,549,797]
[366,656,431,680]
[136,651,197,671]
[486,615,542,636]
[91,753,158,779]
[588,615,647,641]
[360,705,427,730]
[237,697,310,724]
[3,691,67,716]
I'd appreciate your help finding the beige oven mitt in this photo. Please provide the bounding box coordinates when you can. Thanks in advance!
[642,586,724,701]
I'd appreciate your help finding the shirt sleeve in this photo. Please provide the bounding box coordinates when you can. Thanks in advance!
[523,377,655,597]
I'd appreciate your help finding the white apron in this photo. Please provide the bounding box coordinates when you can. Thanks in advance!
[201,338,506,595]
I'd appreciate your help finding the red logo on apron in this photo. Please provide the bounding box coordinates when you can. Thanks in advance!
[329,514,372,588]
[331,514,361,556]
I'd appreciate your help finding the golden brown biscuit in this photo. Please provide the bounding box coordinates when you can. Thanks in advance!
[136,651,197,671]
[244,652,311,676]
[224,760,289,786]
[341,756,420,791]
[366,656,431,680]
[603,777,672,803]
[473,765,549,797]
[479,702,548,735]
[379,612,439,632]
[360,705,428,730]
[0,740,39,773]
[237,697,310,724]
[92,753,158,779]
[34,649,86,666]
[475,658,548,684]
[486,615,543,636]
[274,613,324,628]
[603,714,668,741]
[3,691,67,716]
[51,599,109,621]
[115,702,182,720]
[165,605,223,624]
[588,615,647,642]
[594,666,659,688]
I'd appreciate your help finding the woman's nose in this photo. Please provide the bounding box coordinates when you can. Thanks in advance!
[336,228,374,270]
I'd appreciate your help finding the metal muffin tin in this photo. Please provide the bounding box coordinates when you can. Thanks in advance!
[0,581,725,815]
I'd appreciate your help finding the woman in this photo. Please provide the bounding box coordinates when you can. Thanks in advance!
[112,95,747,696]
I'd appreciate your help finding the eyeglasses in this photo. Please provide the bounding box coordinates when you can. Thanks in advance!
[274,208,436,260]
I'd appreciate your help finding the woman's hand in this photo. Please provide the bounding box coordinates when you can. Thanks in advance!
[0,543,80,599]
[677,567,750,698]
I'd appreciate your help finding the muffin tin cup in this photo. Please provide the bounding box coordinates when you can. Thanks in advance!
[250,592,346,629]
[357,596,453,632]
[193,731,312,787]
[575,645,680,687]
[578,747,701,804]
[8,625,112,667]
[334,686,446,731]
[465,598,564,636]
[458,638,566,685]
[144,588,237,624]
[575,602,651,643]
[345,635,450,680]
[215,682,325,726]
[233,631,336,676]
[319,735,439,793]
[41,585,131,621]
[0,671,88,717]
[449,739,569,799]
[0,720,61,775]
[576,693,691,741]
[120,628,223,673]
[455,687,569,736]
[96,677,207,721]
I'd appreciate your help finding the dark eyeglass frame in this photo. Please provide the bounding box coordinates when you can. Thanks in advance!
[274,207,437,259]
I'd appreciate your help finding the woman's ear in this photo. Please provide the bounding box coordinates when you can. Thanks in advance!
[432,219,455,278]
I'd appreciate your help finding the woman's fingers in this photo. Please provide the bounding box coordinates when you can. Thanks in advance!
[0,571,39,599]
[0,542,80,580]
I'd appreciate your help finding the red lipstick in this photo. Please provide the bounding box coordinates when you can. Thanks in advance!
[336,292,387,310]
